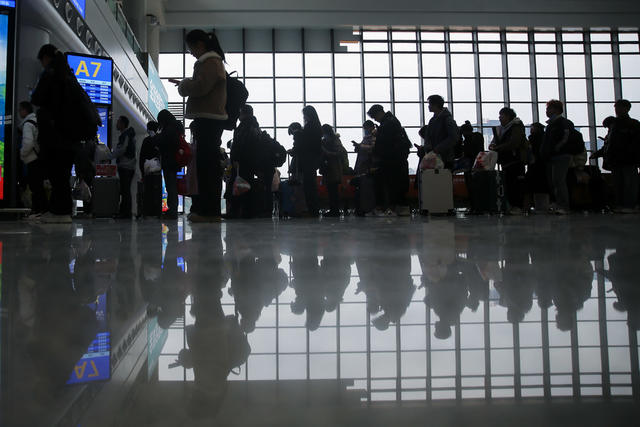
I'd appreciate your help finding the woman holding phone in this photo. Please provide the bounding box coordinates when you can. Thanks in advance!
[175,30,228,222]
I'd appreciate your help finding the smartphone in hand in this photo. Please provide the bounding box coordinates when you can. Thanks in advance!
[168,78,181,85]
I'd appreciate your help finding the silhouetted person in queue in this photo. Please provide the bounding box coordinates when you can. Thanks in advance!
[454,120,484,172]
[420,95,458,170]
[320,124,348,217]
[489,107,528,215]
[155,110,182,220]
[177,30,228,223]
[541,99,574,215]
[605,100,640,213]
[367,104,411,217]
[111,115,137,219]
[353,120,377,175]
[30,44,80,223]
[298,106,323,216]
[229,104,261,218]
[18,101,48,219]
[590,116,616,173]
[524,122,550,213]
[139,121,162,218]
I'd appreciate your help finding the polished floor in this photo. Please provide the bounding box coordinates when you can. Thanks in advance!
[1,214,640,426]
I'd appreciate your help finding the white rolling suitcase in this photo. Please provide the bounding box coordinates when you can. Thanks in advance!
[420,169,454,214]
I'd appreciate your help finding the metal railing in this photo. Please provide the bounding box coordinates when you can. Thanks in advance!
[105,0,143,57]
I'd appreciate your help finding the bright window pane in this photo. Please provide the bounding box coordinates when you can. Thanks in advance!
[423,79,448,101]
[275,53,303,76]
[509,79,532,102]
[453,103,477,126]
[393,54,419,77]
[276,78,303,101]
[245,53,274,77]
[305,78,333,102]
[336,103,363,126]
[563,55,586,77]
[245,78,274,102]
[365,78,391,101]
[452,79,477,102]
[159,53,183,77]
[479,55,503,77]
[565,79,588,102]
[394,103,421,126]
[422,54,447,77]
[335,79,362,101]
[394,79,420,101]
[335,53,362,77]
[481,79,504,102]
[364,54,390,77]
[276,103,304,127]
[451,54,475,77]
[507,55,530,77]
[305,53,332,76]
[536,55,558,78]
[621,55,640,77]
[537,79,560,101]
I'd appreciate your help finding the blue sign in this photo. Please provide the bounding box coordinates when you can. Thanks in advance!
[96,106,109,145]
[0,1,15,8]
[147,55,168,119]
[67,54,112,105]
[67,294,111,385]
[70,0,86,18]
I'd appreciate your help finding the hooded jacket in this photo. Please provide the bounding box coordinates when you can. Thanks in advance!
[20,113,39,164]
[112,127,137,171]
[178,51,228,121]
[424,108,458,165]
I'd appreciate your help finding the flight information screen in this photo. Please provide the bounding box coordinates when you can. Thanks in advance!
[66,54,112,105]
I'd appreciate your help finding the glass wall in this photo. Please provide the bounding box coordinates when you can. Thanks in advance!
[159,28,640,175]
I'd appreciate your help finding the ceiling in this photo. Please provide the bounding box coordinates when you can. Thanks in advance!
[160,0,640,29]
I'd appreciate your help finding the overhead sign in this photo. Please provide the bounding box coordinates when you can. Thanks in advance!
[147,55,168,119]
[66,53,113,105]
[70,0,86,18]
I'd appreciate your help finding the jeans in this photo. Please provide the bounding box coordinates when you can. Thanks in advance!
[26,159,48,214]
[192,118,224,216]
[503,162,525,209]
[163,169,178,216]
[302,168,319,215]
[612,166,639,209]
[46,149,74,215]
[547,154,571,210]
[118,167,134,216]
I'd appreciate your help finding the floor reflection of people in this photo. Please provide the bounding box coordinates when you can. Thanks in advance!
[495,234,535,324]
[424,258,468,339]
[606,248,640,330]
[321,235,352,314]
[290,235,325,330]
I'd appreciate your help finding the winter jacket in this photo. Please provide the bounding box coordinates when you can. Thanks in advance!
[31,52,75,150]
[111,127,137,171]
[424,108,458,165]
[606,115,640,167]
[354,133,376,175]
[154,123,181,171]
[296,124,323,172]
[321,136,348,185]
[460,132,484,162]
[231,117,261,179]
[139,134,161,176]
[491,118,528,166]
[542,115,573,159]
[178,51,228,121]
[20,113,39,164]
[373,112,409,166]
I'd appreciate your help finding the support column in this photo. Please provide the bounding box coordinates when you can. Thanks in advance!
[147,24,160,69]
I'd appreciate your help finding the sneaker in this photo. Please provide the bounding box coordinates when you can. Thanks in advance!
[189,213,222,223]
[37,212,72,224]
[396,206,411,217]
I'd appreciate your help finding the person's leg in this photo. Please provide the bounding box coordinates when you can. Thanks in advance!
[328,182,339,214]
[622,166,639,209]
[164,169,178,217]
[47,149,74,215]
[505,163,525,209]
[302,168,319,216]
[612,167,624,209]
[194,119,224,217]
[394,160,410,208]
[551,155,571,211]
[118,168,134,216]
[27,160,47,214]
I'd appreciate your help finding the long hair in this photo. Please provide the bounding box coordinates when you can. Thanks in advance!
[321,124,335,138]
[157,109,177,130]
[302,106,321,131]
[185,29,225,61]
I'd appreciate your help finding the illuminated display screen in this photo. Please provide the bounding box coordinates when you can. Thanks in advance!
[96,106,109,145]
[0,1,15,8]
[66,54,112,105]
[0,13,8,200]
[70,0,86,18]
[67,293,110,384]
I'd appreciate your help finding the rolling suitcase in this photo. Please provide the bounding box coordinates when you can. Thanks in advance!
[420,169,454,214]
[142,173,163,217]
[93,176,120,218]
[470,170,506,214]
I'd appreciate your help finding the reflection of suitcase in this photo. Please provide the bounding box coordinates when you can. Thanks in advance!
[354,174,376,215]
[93,176,120,218]
[420,169,454,214]
[143,173,162,217]
[470,170,506,213]
[279,180,306,217]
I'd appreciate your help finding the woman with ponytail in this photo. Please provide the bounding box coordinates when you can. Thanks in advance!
[177,30,227,222]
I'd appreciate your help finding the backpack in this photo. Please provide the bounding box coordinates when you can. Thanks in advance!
[260,131,287,168]
[24,119,40,156]
[175,133,192,168]
[223,72,249,131]
[566,128,586,155]
[396,128,412,160]
[61,73,102,142]
[224,314,251,374]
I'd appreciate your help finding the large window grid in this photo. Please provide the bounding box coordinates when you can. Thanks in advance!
[156,221,640,403]
[160,28,640,176]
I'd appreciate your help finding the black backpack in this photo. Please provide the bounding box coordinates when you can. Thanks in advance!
[260,131,287,168]
[62,73,102,142]
[223,72,249,131]
[566,128,586,155]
